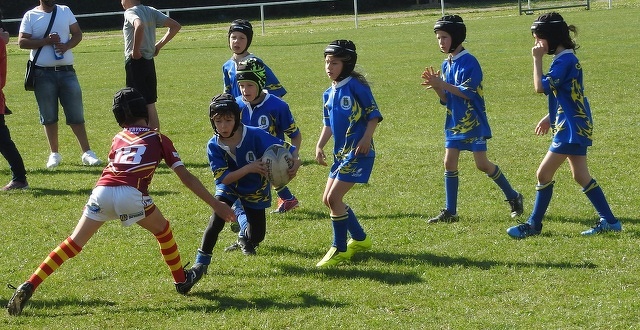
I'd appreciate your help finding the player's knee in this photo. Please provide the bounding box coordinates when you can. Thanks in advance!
[536,170,554,185]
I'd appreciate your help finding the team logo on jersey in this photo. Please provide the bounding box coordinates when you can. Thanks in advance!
[246,151,257,163]
[258,115,270,130]
[340,96,352,111]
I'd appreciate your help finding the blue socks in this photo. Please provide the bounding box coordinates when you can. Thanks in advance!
[195,249,212,266]
[444,170,459,215]
[276,186,294,201]
[346,207,366,241]
[233,200,248,238]
[488,166,518,200]
[331,214,349,252]
[527,181,554,230]
[583,179,617,224]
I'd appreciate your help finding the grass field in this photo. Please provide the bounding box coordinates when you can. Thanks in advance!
[2,1,640,328]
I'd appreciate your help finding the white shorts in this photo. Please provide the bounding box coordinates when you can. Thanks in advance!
[82,186,155,227]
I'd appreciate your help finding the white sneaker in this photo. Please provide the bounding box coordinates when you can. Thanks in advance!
[81,150,102,166]
[46,152,62,169]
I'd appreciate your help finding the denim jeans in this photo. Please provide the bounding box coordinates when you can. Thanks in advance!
[34,68,85,125]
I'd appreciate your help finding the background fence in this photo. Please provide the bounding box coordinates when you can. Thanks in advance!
[2,0,358,34]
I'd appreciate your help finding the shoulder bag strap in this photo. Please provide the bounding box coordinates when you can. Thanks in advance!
[32,5,57,66]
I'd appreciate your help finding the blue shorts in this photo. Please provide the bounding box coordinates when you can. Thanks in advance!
[549,141,588,156]
[34,68,85,125]
[329,155,374,183]
[215,184,272,210]
[445,137,488,152]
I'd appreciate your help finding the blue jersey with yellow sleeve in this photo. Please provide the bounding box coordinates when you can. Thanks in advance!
[207,125,295,209]
[222,55,286,98]
[236,93,300,141]
[541,49,593,147]
[440,50,492,141]
[323,76,383,161]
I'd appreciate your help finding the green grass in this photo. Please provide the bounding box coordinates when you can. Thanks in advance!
[2,1,640,328]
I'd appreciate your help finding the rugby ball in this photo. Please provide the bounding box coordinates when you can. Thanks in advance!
[262,144,294,188]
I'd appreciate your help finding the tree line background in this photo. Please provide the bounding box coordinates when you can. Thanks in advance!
[0,0,510,33]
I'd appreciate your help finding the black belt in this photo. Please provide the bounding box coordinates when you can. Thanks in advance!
[35,65,74,72]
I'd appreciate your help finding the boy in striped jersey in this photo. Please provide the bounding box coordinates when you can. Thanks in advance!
[7,87,234,316]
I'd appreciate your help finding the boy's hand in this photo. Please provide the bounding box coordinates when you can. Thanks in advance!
[355,137,371,155]
[247,160,268,176]
[287,158,302,180]
[315,147,327,166]
[535,115,551,136]
[532,39,548,58]
[212,202,236,223]
[421,66,443,90]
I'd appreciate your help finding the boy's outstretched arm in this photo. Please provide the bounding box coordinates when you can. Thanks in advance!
[173,165,235,222]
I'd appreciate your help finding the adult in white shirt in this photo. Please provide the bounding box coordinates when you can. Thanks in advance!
[19,0,102,169]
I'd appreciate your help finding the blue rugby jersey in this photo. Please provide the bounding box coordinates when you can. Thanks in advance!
[439,50,492,141]
[222,55,286,98]
[207,125,295,209]
[236,93,300,141]
[323,76,383,162]
[541,49,593,147]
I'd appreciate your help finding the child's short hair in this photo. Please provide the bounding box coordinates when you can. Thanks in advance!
[112,87,148,127]
[531,12,578,54]
[209,93,241,135]
[433,15,466,53]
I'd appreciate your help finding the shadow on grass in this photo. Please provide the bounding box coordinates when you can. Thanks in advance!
[524,215,640,237]
[266,245,596,273]
[1,297,117,317]
[289,209,328,221]
[2,291,339,315]
[279,264,423,285]
[187,291,344,312]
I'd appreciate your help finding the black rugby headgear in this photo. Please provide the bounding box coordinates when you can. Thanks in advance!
[531,12,568,55]
[112,87,148,127]
[324,40,357,81]
[434,15,466,53]
[209,93,241,137]
[228,19,253,54]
